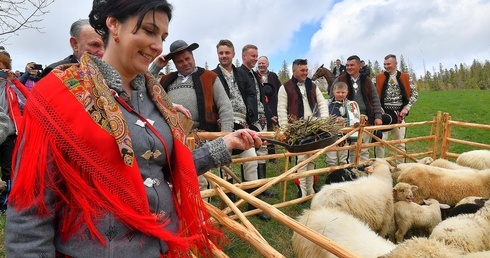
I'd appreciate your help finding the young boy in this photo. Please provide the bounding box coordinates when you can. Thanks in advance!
[325,81,361,166]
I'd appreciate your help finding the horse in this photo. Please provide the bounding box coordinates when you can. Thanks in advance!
[312,64,336,94]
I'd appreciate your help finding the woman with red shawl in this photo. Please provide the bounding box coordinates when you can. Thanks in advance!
[5,0,262,257]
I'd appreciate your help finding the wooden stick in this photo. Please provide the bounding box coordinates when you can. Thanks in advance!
[207,178,266,243]
[366,130,417,162]
[205,203,284,258]
[220,165,242,183]
[205,174,360,258]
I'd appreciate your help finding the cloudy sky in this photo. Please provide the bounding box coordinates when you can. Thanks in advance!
[3,0,490,79]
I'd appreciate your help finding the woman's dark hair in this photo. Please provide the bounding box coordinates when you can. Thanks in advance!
[89,0,173,44]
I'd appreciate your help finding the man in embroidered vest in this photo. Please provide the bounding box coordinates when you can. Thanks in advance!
[374,54,418,162]
[238,44,277,200]
[257,56,281,163]
[212,40,273,221]
[277,59,329,199]
[333,55,383,163]
[156,40,234,197]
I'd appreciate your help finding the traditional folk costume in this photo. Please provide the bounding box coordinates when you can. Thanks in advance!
[6,54,228,257]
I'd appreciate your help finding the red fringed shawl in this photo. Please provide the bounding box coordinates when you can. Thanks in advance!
[9,55,222,257]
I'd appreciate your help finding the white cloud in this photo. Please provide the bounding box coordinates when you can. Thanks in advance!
[3,0,490,79]
[308,0,490,77]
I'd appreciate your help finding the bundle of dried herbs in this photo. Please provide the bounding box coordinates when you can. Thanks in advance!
[274,116,342,146]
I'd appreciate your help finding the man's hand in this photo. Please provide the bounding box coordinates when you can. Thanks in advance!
[154,54,169,67]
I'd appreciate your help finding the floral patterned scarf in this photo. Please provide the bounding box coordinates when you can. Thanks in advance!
[10,54,222,257]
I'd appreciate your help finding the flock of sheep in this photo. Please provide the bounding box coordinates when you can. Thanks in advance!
[291,150,490,257]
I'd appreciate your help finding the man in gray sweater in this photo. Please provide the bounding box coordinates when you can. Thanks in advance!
[154,40,234,195]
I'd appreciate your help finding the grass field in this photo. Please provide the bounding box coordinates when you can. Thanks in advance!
[0,89,489,257]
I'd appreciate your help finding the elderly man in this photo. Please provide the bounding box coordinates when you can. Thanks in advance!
[152,40,234,197]
[40,19,104,78]
[257,56,281,162]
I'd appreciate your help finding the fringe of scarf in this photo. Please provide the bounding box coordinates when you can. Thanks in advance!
[9,55,223,257]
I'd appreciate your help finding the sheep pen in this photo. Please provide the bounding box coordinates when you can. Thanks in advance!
[155,110,490,257]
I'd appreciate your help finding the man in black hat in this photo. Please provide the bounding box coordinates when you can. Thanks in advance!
[151,39,234,196]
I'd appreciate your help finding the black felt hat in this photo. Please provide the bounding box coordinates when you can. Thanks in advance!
[166,40,199,60]
[263,83,276,98]
[379,110,399,132]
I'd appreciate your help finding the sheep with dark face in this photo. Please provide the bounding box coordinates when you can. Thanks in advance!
[448,198,488,218]
[324,163,370,185]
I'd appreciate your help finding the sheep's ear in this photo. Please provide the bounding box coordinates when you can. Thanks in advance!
[366,166,374,174]
[475,198,487,207]
[439,203,451,209]
[411,185,418,192]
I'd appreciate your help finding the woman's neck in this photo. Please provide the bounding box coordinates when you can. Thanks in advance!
[102,55,135,96]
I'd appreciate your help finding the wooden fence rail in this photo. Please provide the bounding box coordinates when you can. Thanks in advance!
[185,110,489,257]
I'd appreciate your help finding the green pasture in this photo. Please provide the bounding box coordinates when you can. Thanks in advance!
[0,89,489,258]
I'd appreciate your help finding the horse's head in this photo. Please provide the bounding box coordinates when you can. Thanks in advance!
[312,64,325,80]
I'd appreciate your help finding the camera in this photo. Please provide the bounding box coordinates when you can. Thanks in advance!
[0,70,7,79]
[32,64,43,70]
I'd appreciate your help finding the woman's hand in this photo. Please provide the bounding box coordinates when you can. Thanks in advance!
[223,129,264,152]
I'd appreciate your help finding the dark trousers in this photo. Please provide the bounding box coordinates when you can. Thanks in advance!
[0,135,16,209]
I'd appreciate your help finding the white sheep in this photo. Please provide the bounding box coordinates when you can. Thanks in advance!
[379,237,465,258]
[396,164,490,206]
[430,158,476,171]
[393,182,417,202]
[456,150,490,170]
[391,157,433,182]
[429,199,490,252]
[311,159,394,237]
[394,198,449,243]
[292,207,396,258]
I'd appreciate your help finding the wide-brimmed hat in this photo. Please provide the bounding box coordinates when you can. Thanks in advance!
[263,83,276,98]
[166,40,199,60]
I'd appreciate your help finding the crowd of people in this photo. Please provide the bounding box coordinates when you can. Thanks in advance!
[0,0,418,256]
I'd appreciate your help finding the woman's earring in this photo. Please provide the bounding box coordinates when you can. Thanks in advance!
[114,34,120,42]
